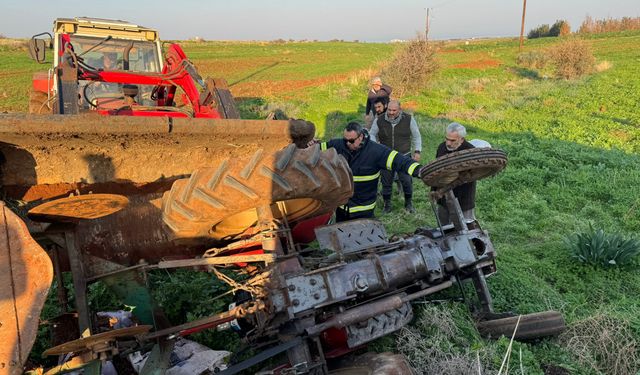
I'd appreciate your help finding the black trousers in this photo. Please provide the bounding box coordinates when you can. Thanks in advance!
[380,169,413,198]
[336,207,375,222]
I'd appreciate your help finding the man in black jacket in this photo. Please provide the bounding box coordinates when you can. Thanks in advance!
[434,122,476,224]
[320,122,422,222]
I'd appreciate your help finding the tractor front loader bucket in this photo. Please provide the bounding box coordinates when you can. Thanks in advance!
[0,201,53,375]
[0,114,314,202]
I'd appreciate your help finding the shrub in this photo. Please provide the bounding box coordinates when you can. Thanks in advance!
[516,50,549,69]
[527,24,550,39]
[547,38,595,79]
[565,225,640,267]
[381,37,438,97]
[549,20,571,36]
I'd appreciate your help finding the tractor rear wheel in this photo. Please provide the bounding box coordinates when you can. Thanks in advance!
[162,144,353,241]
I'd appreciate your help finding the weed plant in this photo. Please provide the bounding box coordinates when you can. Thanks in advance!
[565,225,640,267]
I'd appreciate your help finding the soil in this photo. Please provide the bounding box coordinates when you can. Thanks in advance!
[403,100,419,111]
[451,59,501,69]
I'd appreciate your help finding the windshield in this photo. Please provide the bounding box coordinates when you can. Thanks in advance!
[67,35,161,73]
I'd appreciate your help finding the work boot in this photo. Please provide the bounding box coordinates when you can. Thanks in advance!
[383,199,392,214]
[404,199,415,213]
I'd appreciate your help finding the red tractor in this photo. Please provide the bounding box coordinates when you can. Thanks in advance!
[28,17,238,118]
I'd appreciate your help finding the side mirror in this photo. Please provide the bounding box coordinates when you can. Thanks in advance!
[28,32,52,64]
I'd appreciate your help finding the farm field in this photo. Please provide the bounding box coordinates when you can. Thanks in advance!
[2,30,640,373]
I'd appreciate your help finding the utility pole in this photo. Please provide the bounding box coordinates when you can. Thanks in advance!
[425,7,431,41]
[519,0,527,51]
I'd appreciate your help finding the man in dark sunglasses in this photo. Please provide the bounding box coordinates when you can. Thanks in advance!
[319,122,423,222]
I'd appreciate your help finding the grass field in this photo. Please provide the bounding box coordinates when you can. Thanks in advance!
[2,31,640,373]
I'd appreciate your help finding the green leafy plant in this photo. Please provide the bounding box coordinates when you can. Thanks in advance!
[565,225,640,267]
[527,24,550,39]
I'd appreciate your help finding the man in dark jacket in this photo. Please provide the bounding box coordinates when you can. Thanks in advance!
[320,122,422,222]
[434,122,476,224]
[364,77,392,129]
[369,100,422,213]
[373,98,387,116]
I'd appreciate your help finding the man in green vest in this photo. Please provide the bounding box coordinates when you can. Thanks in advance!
[370,100,422,213]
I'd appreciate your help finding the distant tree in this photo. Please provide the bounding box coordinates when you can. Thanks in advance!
[579,15,640,34]
[527,24,550,39]
[550,20,571,37]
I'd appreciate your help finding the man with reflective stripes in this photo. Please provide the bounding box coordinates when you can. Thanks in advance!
[320,122,422,222]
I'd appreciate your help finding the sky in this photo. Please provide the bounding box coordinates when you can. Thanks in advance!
[1,0,638,42]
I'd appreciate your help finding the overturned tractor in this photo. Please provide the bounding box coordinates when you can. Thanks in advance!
[1,134,565,374]
[0,17,565,375]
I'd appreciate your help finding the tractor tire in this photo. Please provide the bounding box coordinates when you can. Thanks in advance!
[28,89,51,114]
[161,144,353,241]
[420,148,508,188]
[476,310,566,341]
[329,352,414,374]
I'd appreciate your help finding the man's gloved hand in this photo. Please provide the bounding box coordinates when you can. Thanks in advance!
[412,165,424,178]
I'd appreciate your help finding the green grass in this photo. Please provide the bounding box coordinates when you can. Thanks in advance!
[4,31,640,373]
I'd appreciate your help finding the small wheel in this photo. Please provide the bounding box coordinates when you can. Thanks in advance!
[420,148,508,188]
[476,310,566,340]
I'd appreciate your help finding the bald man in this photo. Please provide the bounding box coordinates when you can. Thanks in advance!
[370,100,422,213]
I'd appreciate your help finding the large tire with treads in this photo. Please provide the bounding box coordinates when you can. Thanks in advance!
[161,144,353,240]
[420,148,508,188]
[476,311,566,341]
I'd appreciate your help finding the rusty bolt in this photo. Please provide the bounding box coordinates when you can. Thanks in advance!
[288,284,296,291]
[292,299,300,306]
[310,279,317,286]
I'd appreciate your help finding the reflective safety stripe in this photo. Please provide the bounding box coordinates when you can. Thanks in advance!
[386,150,398,170]
[320,142,327,151]
[408,162,420,176]
[353,171,380,182]
[347,202,377,213]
